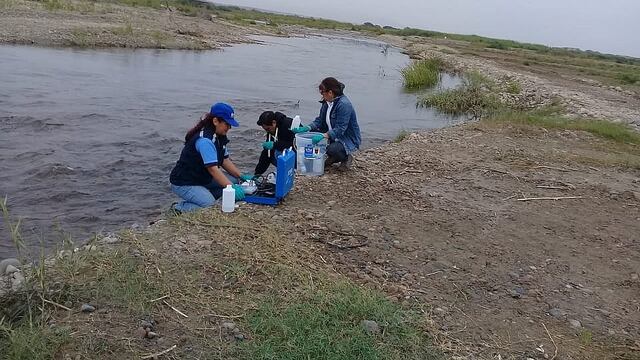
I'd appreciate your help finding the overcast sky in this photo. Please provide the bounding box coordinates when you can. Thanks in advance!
[215,0,640,57]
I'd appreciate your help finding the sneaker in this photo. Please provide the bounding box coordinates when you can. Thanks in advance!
[324,156,336,169]
[165,202,182,217]
[338,154,353,171]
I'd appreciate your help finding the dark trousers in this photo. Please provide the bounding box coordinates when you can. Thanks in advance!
[254,149,278,175]
[327,141,348,163]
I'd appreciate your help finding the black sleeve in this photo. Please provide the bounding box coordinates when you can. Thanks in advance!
[274,112,295,152]
[254,149,272,175]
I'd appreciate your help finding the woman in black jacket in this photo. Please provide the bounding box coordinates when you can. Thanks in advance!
[253,111,297,176]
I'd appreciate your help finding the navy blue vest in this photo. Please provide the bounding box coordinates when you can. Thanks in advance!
[170,127,229,186]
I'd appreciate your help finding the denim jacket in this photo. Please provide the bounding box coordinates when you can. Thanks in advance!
[310,95,362,154]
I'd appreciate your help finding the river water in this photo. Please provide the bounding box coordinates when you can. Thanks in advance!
[0,34,460,258]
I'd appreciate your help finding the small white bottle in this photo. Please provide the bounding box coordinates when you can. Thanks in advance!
[222,185,235,213]
[290,115,301,130]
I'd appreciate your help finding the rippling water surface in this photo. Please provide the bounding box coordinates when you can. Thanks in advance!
[0,34,461,257]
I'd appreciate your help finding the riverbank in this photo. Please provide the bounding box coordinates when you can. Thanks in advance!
[3,115,639,359]
[380,34,640,126]
[0,0,266,49]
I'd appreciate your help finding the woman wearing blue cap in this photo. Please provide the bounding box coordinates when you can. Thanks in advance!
[169,102,252,213]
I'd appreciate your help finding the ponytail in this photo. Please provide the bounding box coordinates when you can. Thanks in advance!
[185,113,213,143]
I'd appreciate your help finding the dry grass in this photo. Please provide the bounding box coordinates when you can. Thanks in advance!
[1,209,441,359]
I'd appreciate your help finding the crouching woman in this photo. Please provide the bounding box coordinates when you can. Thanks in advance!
[169,102,249,213]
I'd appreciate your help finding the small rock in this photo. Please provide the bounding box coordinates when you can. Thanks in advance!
[5,264,20,275]
[11,272,25,291]
[370,268,385,278]
[434,307,448,315]
[134,327,147,338]
[569,319,582,328]
[140,320,155,330]
[101,236,120,244]
[0,258,21,274]
[361,320,380,334]
[221,321,237,331]
[510,287,525,299]
[631,273,639,281]
[233,333,245,341]
[81,304,96,313]
[146,331,158,339]
[548,308,566,318]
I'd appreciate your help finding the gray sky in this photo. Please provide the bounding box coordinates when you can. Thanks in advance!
[216,0,640,58]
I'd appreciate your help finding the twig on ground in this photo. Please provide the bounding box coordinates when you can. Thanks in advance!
[516,196,584,201]
[141,344,177,359]
[324,239,369,250]
[163,300,188,318]
[179,218,253,229]
[425,270,444,276]
[204,313,244,319]
[502,194,518,201]
[452,282,469,301]
[482,167,519,180]
[536,185,570,190]
[542,322,558,360]
[149,295,170,303]
[532,165,579,172]
[41,297,72,311]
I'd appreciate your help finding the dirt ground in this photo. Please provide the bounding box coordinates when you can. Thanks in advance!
[249,123,640,359]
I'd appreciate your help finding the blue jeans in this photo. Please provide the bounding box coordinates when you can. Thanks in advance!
[171,176,236,213]
[327,141,348,162]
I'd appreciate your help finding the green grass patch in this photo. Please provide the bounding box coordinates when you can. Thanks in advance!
[394,129,410,143]
[618,72,640,85]
[0,324,70,360]
[420,71,500,118]
[486,108,640,145]
[112,22,134,36]
[240,282,440,360]
[401,58,443,90]
[505,80,522,94]
[69,28,96,47]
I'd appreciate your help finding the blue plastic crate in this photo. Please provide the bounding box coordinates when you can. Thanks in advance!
[244,149,295,206]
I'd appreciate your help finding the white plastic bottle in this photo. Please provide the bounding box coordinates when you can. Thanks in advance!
[290,115,301,130]
[222,185,235,213]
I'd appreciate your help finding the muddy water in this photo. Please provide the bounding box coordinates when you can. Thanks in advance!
[0,35,461,257]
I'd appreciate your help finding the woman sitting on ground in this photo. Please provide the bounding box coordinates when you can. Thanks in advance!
[169,102,252,213]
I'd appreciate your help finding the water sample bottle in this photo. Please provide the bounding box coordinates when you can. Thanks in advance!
[290,115,301,130]
[222,185,235,213]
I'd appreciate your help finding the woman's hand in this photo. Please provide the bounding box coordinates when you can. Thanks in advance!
[262,141,274,150]
[239,173,255,181]
[232,184,245,200]
[292,126,311,134]
[311,134,325,144]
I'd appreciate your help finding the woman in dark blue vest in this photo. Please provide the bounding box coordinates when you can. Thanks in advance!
[169,102,251,213]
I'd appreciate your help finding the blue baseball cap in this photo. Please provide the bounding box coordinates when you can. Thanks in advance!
[210,102,239,127]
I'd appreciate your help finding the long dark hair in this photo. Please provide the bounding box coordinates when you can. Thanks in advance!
[185,113,215,142]
[319,77,345,97]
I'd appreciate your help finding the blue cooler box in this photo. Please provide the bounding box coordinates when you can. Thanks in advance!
[244,149,295,206]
